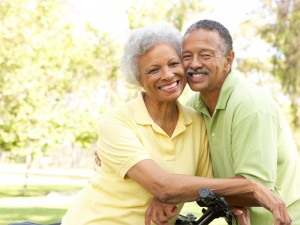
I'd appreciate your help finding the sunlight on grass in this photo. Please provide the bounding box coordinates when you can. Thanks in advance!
[0,184,81,224]
[1,207,66,224]
[0,182,231,224]
[0,184,83,197]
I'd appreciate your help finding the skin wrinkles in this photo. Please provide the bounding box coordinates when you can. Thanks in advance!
[138,43,186,137]
[182,29,234,114]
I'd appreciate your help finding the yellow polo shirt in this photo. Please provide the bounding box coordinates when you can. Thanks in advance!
[61,92,212,225]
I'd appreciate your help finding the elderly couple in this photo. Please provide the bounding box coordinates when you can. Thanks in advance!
[13,19,299,225]
[59,19,300,225]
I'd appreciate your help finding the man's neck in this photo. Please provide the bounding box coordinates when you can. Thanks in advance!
[200,90,220,116]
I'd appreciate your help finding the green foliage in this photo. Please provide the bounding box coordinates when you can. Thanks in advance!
[0,0,122,162]
[127,0,204,31]
[258,0,300,130]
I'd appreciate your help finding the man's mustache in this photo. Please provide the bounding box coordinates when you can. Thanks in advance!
[186,68,210,76]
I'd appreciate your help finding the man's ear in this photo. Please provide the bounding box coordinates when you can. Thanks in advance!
[225,50,235,71]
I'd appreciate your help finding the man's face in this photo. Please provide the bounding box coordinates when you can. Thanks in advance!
[182,29,233,94]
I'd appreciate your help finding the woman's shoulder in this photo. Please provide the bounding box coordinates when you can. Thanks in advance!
[99,102,132,124]
[180,103,205,126]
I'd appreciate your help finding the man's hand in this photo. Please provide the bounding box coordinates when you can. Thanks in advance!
[145,198,177,225]
[253,182,292,225]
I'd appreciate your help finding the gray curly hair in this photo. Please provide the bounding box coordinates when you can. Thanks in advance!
[120,23,182,86]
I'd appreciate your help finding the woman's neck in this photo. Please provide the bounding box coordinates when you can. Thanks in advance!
[143,93,178,137]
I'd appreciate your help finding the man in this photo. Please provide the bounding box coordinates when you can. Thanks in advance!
[182,19,300,225]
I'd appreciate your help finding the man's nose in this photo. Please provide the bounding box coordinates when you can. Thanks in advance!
[189,56,203,69]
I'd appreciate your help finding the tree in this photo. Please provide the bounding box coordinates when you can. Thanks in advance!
[0,0,122,172]
[126,0,204,31]
[259,0,300,130]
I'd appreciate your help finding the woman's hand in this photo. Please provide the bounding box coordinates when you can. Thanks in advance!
[145,198,177,225]
[230,207,250,225]
[94,151,101,166]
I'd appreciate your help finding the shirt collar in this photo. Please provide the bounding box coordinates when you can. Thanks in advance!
[133,91,193,137]
[215,72,237,110]
[197,72,238,114]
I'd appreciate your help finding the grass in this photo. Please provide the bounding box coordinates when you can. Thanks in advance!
[1,207,66,224]
[0,184,82,225]
[0,184,83,198]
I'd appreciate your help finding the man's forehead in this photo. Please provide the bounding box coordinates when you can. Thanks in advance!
[182,29,223,51]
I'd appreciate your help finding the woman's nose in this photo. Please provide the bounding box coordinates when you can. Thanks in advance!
[161,68,174,80]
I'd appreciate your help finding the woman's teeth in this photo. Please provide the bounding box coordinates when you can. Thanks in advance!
[160,82,177,90]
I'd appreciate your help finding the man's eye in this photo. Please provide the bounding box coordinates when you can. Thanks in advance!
[182,55,191,60]
[201,54,212,59]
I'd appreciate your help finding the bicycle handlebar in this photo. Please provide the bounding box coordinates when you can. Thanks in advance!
[175,187,233,225]
[196,187,232,225]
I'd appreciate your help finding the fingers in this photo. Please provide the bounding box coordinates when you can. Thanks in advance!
[152,209,170,225]
[145,204,152,225]
[145,198,176,225]
[253,183,291,225]
[268,192,291,225]
[231,207,250,225]
[151,205,176,225]
[271,200,292,225]
[94,151,101,166]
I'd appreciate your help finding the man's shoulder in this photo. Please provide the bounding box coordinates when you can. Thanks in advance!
[229,76,279,116]
[186,92,200,108]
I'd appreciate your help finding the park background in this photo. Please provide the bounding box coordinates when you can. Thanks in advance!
[0,0,300,224]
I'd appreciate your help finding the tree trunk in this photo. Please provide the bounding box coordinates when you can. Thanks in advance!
[22,149,33,196]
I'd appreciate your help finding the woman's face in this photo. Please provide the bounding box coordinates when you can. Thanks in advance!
[138,43,186,103]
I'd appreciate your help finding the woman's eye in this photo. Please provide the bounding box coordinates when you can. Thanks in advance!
[170,62,180,67]
[148,68,158,74]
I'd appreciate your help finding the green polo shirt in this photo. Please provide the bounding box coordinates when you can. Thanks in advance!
[186,72,300,225]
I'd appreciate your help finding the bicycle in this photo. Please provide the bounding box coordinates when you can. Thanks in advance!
[9,188,234,225]
[175,187,235,225]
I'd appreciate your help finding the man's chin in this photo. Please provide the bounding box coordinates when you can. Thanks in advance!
[187,80,207,92]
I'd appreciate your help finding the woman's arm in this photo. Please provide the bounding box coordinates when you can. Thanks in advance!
[127,159,291,225]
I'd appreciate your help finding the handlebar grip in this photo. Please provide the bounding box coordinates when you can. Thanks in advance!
[199,187,216,206]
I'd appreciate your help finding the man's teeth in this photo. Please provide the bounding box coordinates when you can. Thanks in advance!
[160,82,177,90]
[191,74,204,78]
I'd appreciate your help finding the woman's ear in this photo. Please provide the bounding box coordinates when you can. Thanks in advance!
[138,75,144,88]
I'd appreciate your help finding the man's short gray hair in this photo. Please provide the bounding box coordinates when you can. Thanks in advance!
[121,23,182,86]
[184,19,233,55]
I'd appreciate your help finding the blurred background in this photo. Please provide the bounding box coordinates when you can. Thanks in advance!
[0,0,299,224]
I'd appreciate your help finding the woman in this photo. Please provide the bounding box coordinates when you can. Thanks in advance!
[61,23,290,225]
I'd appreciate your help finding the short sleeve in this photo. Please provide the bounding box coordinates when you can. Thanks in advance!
[97,111,151,178]
[232,110,278,189]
